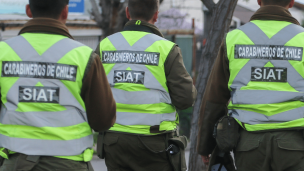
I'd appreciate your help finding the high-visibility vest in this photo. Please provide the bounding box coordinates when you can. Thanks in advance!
[227,20,304,131]
[99,31,178,135]
[0,33,94,161]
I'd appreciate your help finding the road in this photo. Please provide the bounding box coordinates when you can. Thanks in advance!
[91,147,191,171]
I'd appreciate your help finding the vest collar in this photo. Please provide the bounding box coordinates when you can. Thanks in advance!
[123,20,164,37]
[19,18,73,39]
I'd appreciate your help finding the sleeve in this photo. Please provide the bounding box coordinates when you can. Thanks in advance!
[165,45,197,110]
[81,52,116,132]
[196,39,231,156]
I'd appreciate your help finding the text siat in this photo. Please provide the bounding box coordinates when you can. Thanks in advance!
[114,70,145,84]
[19,86,60,103]
[251,67,287,82]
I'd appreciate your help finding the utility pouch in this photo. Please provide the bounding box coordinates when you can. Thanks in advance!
[13,154,40,171]
[213,115,240,153]
[97,132,106,159]
[167,135,188,171]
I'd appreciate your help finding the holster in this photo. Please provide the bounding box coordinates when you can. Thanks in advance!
[166,132,188,171]
[13,154,40,171]
[97,132,106,159]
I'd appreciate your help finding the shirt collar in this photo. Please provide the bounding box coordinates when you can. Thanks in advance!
[19,18,73,39]
[250,5,300,25]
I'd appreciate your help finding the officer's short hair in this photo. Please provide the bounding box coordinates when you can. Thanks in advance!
[128,0,159,21]
[29,0,69,19]
[262,0,292,7]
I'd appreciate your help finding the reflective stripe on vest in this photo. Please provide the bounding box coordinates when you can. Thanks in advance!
[0,35,93,156]
[230,107,304,125]
[228,21,304,128]
[104,32,176,126]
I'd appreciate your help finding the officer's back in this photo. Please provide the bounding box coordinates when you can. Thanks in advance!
[198,0,304,171]
[0,0,116,170]
[96,0,197,170]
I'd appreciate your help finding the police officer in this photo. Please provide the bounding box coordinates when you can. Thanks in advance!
[95,0,197,170]
[0,0,116,170]
[198,0,304,170]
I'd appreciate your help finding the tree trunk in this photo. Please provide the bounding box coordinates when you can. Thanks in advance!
[89,0,102,27]
[188,0,238,170]
[99,0,114,39]
[114,0,129,33]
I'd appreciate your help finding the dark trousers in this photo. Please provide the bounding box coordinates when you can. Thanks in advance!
[104,132,175,171]
[0,154,91,171]
[235,130,304,171]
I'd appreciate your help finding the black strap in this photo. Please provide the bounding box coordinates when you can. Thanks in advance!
[218,164,223,171]
[87,162,94,171]
[97,132,105,159]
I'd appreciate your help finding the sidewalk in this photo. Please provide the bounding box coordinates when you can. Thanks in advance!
[91,145,191,171]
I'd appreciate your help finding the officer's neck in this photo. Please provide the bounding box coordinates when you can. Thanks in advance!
[260,2,292,10]
[260,5,289,10]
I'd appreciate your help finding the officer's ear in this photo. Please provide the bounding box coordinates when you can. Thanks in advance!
[151,11,159,24]
[26,4,33,18]
[59,5,69,24]
[288,0,295,8]
[126,7,131,20]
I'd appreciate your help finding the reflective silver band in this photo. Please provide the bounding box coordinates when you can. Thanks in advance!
[112,88,171,105]
[237,22,304,46]
[116,112,176,126]
[5,36,85,62]
[0,134,94,156]
[230,107,304,125]
[0,105,86,127]
[107,33,167,51]
[232,90,304,104]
